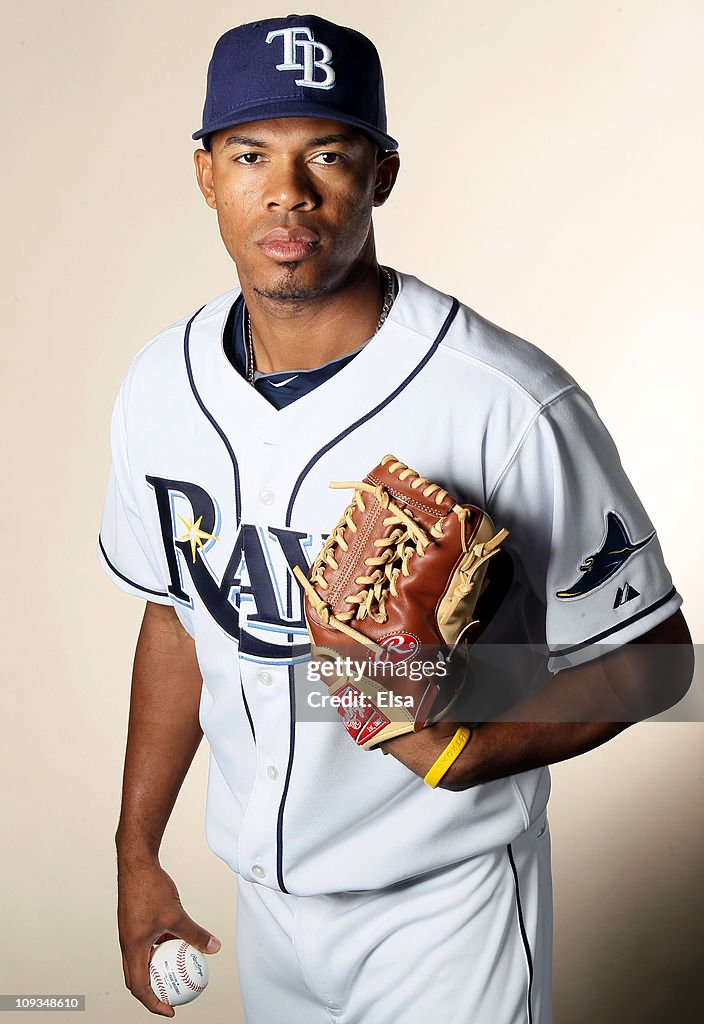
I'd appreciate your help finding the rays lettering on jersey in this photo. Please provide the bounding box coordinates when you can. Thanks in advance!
[147,475,311,662]
[265,27,335,89]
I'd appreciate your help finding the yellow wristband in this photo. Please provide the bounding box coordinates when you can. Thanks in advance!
[423,726,472,788]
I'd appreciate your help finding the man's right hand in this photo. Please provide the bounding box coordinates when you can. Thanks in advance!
[115,602,216,1015]
[117,858,221,1017]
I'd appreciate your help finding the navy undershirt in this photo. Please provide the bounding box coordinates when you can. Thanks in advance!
[223,294,363,411]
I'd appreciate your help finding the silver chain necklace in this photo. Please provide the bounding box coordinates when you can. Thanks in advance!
[245,266,394,386]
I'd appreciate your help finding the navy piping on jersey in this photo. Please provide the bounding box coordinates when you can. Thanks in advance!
[285,297,461,526]
[242,683,256,743]
[98,535,169,598]
[272,296,460,892]
[507,843,535,1024]
[183,306,243,525]
[549,587,677,657]
[276,663,298,893]
[272,576,300,891]
[183,306,258,767]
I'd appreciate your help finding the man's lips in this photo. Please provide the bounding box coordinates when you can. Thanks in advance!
[257,226,320,261]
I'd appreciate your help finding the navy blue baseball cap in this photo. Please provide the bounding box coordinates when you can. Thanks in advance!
[193,14,398,152]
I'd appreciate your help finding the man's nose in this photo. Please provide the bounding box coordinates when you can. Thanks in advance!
[264,159,318,211]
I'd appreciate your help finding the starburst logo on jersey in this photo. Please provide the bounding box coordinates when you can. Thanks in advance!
[177,514,219,564]
[556,511,654,599]
[265,27,336,90]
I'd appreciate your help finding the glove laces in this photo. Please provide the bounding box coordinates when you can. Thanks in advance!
[294,456,474,649]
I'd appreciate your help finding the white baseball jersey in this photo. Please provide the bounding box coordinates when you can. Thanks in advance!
[98,272,680,896]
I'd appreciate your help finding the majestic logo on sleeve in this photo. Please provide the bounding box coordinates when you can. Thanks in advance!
[555,511,655,600]
[147,475,313,663]
[265,27,336,89]
[613,582,640,608]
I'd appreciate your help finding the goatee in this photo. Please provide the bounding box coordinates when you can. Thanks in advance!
[252,265,331,303]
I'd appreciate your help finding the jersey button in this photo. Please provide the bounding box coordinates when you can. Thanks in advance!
[266,765,279,781]
[257,670,273,687]
[251,864,266,879]
[258,489,276,506]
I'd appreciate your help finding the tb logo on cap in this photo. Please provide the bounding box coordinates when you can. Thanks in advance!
[266,27,336,90]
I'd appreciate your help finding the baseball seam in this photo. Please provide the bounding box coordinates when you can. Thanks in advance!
[176,942,207,992]
[149,961,171,1005]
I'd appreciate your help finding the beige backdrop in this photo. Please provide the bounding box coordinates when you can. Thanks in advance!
[2,1,702,1021]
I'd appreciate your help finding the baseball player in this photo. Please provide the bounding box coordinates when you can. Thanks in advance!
[99,15,693,1023]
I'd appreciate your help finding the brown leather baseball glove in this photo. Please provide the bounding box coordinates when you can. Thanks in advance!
[294,455,509,749]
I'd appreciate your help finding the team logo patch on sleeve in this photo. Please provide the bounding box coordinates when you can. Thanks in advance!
[556,511,654,599]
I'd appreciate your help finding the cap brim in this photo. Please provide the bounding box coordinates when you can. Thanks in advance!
[192,100,398,152]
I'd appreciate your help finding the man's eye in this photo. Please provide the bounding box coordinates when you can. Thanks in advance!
[311,152,344,165]
[235,153,264,165]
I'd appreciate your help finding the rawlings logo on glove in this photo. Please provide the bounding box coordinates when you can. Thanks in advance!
[294,455,509,749]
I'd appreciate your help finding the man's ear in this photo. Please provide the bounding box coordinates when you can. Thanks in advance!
[373,151,400,208]
[194,149,217,209]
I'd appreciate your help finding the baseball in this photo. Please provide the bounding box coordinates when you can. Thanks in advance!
[149,939,209,1007]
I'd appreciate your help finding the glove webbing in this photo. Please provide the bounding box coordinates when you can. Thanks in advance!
[303,474,459,624]
[294,466,507,651]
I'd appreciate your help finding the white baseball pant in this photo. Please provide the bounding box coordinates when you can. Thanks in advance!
[235,811,552,1024]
